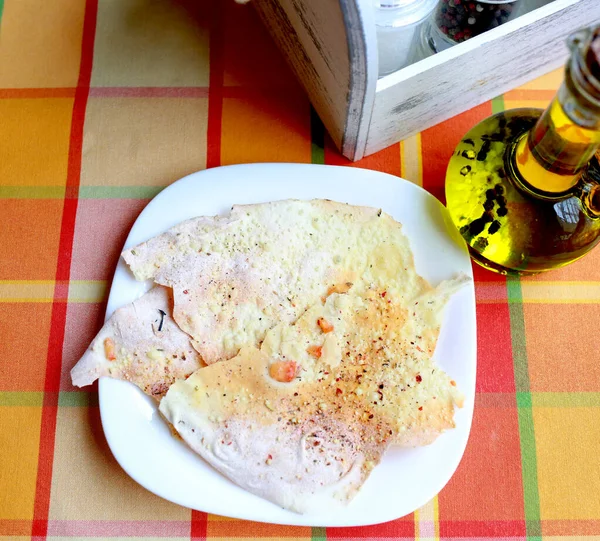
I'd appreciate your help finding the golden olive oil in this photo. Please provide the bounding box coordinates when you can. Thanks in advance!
[445,27,600,275]
[445,109,600,275]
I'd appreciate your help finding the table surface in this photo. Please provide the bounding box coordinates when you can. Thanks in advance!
[1,1,599,539]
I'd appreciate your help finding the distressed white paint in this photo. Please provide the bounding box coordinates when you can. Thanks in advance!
[367,0,600,156]
[257,0,597,161]
[254,0,377,160]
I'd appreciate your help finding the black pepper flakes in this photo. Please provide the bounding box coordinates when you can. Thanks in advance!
[477,139,492,161]
[467,217,486,236]
[473,236,489,251]
[488,220,501,235]
[157,309,166,332]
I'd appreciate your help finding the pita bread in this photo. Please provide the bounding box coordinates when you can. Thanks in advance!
[71,286,203,400]
[160,279,464,512]
[122,200,421,364]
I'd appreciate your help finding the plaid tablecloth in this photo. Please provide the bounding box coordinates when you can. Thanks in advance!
[1,1,599,539]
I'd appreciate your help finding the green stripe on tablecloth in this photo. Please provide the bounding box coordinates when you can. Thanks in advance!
[310,106,325,165]
[0,392,44,407]
[79,185,164,199]
[0,185,163,199]
[508,276,542,540]
[312,526,326,540]
[496,88,541,539]
[0,0,5,29]
[525,392,600,408]
[0,391,98,407]
[491,96,505,115]
[58,391,99,407]
[0,186,67,199]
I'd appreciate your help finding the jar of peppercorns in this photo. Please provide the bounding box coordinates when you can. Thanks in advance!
[374,0,439,76]
[433,0,521,43]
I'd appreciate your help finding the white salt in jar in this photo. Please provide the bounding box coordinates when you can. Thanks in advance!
[374,0,439,77]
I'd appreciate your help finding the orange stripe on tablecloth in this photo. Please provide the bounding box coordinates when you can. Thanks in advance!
[205,0,224,170]
[0,87,76,98]
[30,1,98,538]
[0,519,32,536]
[421,102,492,202]
[542,519,600,535]
[502,89,556,102]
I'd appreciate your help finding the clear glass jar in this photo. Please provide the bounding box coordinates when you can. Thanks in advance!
[416,18,456,57]
[432,0,521,43]
[374,0,439,76]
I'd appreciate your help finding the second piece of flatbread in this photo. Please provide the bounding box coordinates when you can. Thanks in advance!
[70,286,203,400]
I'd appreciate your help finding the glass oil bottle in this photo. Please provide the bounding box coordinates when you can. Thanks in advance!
[445,26,600,274]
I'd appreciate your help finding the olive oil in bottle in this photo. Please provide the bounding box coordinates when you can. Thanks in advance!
[445,26,600,275]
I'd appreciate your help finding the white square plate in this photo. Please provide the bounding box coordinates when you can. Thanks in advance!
[99,163,476,526]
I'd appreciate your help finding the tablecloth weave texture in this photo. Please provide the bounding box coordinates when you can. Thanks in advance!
[1,1,599,540]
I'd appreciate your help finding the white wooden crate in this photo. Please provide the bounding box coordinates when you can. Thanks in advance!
[255,0,600,161]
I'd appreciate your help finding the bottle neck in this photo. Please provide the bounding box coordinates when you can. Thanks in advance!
[514,33,600,194]
[514,86,600,194]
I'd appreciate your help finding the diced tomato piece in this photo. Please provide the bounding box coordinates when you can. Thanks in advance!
[306,345,323,358]
[269,360,297,383]
[317,318,334,333]
[104,338,117,361]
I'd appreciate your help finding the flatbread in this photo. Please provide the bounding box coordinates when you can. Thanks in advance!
[71,286,203,400]
[122,200,421,364]
[160,281,464,512]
